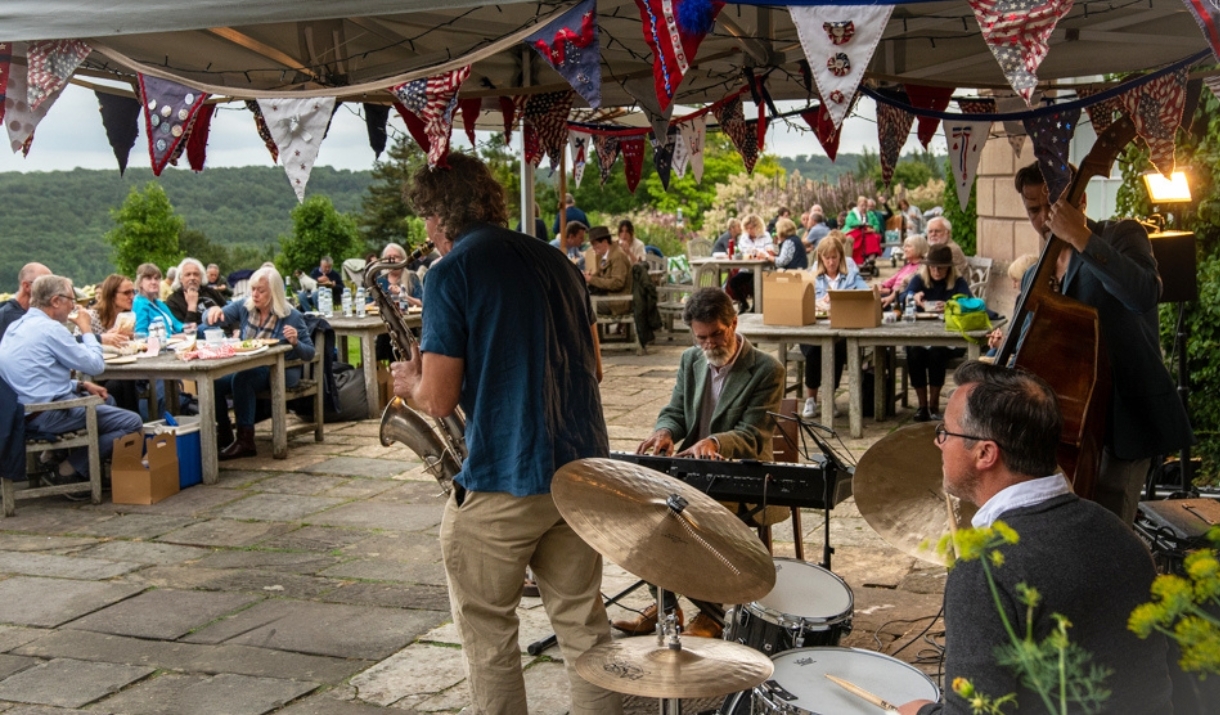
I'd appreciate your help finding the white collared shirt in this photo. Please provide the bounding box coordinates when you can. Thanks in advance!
[971,474,1073,528]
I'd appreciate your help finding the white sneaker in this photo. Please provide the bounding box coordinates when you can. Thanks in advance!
[801,398,817,419]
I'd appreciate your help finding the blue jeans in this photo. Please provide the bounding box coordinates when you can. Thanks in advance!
[214,367,301,427]
[28,397,144,478]
[297,290,314,311]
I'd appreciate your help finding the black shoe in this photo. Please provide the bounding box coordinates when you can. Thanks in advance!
[522,579,540,598]
[913,407,932,423]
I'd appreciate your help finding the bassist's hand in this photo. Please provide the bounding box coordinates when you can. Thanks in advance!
[1048,196,1092,252]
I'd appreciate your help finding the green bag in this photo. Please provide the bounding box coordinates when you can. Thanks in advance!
[944,293,991,341]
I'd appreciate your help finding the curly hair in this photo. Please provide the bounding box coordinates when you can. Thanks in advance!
[404,153,509,242]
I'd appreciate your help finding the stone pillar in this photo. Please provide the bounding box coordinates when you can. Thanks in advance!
[974,136,1042,264]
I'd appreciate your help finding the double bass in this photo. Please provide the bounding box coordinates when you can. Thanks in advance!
[994,117,1138,499]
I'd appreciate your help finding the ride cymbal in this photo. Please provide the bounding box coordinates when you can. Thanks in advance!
[553,458,776,604]
[853,423,977,565]
[575,636,775,699]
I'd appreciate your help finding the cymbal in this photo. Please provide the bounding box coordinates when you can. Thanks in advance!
[575,636,774,699]
[553,458,776,604]
[853,423,977,565]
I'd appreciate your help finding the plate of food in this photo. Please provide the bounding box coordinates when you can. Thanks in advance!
[232,339,271,354]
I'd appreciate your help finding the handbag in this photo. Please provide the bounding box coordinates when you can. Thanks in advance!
[944,293,991,341]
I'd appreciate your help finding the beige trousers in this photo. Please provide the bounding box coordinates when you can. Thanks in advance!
[440,488,623,715]
[1094,449,1151,526]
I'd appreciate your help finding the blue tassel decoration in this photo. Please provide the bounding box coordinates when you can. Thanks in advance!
[676,0,716,37]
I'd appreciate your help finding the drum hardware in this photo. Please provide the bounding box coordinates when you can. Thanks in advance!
[723,559,854,655]
[826,674,899,711]
[748,647,939,715]
[573,634,774,702]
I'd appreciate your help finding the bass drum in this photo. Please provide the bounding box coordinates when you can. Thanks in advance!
[754,647,939,714]
[724,558,854,654]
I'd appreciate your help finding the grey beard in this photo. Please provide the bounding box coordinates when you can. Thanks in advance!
[703,346,732,367]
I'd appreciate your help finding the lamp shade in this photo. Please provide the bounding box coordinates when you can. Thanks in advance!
[1143,171,1192,203]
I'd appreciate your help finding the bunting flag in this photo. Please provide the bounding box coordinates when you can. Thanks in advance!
[259,97,337,202]
[528,0,600,109]
[594,134,621,185]
[876,94,914,187]
[569,131,590,188]
[95,91,141,175]
[624,76,675,141]
[5,64,59,156]
[968,0,1073,105]
[944,117,991,212]
[389,65,471,168]
[791,5,892,128]
[460,98,482,146]
[0,43,12,124]
[714,94,757,173]
[1076,87,1123,134]
[245,100,279,163]
[1023,107,1081,202]
[958,98,996,115]
[680,114,706,183]
[635,0,725,110]
[393,101,432,155]
[26,39,90,111]
[621,136,646,193]
[1120,68,1188,178]
[671,125,689,179]
[800,104,841,162]
[363,103,390,159]
[522,90,573,169]
[905,84,956,149]
[499,96,518,144]
[185,102,217,172]
[652,127,677,190]
[996,95,1029,159]
[1181,0,1220,63]
[137,74,209,176]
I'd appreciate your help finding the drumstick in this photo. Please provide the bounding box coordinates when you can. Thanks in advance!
[825,674,898,711]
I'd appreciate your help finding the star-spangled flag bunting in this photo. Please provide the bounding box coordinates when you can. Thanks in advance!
[679,114,705,183]
[905,84,956,149]
[944,117,992,212]
[1076,87,1123,134]
[460,98,482,145]
[996,95,1030,159]
[800,104,841,162]
[258,97,337,202]
[137,74,210,176]
[363,103,390,160]
[671,125,690,179]
[791,4,892,129]
[968,0,1073,105]
[569,131,590,188]
[621,136,646,193]
[634,0,725,111]
[499,96,518,144]
[523,90,573,169]
[1024,107,1081,202]
[876,92,914,187]
[1120,68,1188,178]
[389,65,471,168]
[594,134,621,185]
[528,0,601,109]
[0,43,11,124]
[245,100,279,163]
[652,127,678,190]
[95,91,140,175]
[26,39,90,111]
[714,94,758,173]
[1181,0,1220,63]
[185,102,217,172]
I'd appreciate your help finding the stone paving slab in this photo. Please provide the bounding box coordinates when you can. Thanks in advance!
[319,559,447,586]
[319,479,402,501]
[0,511,113,537]
[241,473,351,496]
[192,551,340,574]
[0,536,100,553]
[369,482,448,504]
[0,628,46,654]
[73,515,199,540]
[155,520,295,548]
[256,527,369,552]
[0,658,153,709]
[341,533,442,563]
[88,673,317,715]
[195,570,343,600]
[419,606,558,656]
[64,590,262,640]
[208,494,347,522]
[301,458,416,479]
[0,578,144,628]
[320,582,449,612]
[0,656,38,681]
[0,553,141,581]
[276,694,408,714]
[73,541,212,566]
[83,485,248,516]
[306,503,442,532]
[349,643,467,707]
[181,600,448,660]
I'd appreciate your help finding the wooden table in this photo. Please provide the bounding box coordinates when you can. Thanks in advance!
[94,345,291,484]
[689,258,773,312]
[326,312,421,419]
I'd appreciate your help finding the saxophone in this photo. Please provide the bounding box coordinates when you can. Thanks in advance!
[364,252,467,494]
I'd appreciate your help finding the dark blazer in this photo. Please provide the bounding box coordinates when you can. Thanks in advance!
[654,338,785,460]
[165,286,228,325]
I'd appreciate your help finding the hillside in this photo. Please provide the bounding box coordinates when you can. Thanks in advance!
[0,166,372,288]
[776,153,862,182]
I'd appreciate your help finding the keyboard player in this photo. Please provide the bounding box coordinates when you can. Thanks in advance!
[615,287,785,639]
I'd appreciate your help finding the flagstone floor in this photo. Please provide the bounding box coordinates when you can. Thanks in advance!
[0,334,952,714]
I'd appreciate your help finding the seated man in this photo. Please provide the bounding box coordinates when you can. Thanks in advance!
[550,220,589,271]
[205,263,231,299]
[583,226,633,315]
[166,257,227,326]
[898,361,1172,715]
[618,287,784,639]
[0,262,52,342]
[0,275,143,481]
[298,256,343,311]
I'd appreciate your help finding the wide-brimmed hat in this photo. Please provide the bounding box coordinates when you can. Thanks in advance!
[923,245,954,268]
[588,225,613,243]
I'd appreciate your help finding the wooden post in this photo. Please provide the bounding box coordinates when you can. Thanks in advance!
[558,147,568,241]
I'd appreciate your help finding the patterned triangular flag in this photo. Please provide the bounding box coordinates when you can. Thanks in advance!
[1181,0,1220,62]
[5,53,62,156]
[528,0,600,109]
[522,90,574,169]
[944,117,992,212]
[0,43,11,125]
[624,76,675,141]
[996,95,1029,159]
[621,137,646,193]
[363,103,390,160]
[1076,88,1123,134]
[968,0,1073,105]
[460,98,482,145]
[876,94,915,188]
[389,66,471,168]
[594,134,621,186]
[1024,107,1081,202]
[95,91,141,175]
[635,0,725,110]
[791,5,893,128]
[245,100,279,163]
[714,94,757,173]
[137,75,209,175]
[680,115,706,183]
[1120,68,1188,178]
[185,102,217,172]
[569,131,590,188]
[499,96,518,144]
[26,39,90,111]
[671,125,689,179]
[958,98,996,115]
[392,101,433,155]
[905,84,955,149]
[259,97,337,202]
[800,104,841,162]
[652,128,678,190]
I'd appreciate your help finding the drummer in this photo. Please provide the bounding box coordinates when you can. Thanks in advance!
[897,361,1172,715]
[622,287,784,639]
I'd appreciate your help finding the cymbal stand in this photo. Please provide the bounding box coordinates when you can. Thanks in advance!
[655,585,684,715]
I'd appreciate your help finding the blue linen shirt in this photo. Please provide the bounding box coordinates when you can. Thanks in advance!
[420,223,607,497]
[0,307,105,404]
[132,294,183,335]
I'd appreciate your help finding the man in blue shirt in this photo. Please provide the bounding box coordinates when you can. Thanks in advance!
[392,154,621,715]
[551,192,590,237]
[0,262,51,343]
[297,256,343,311]
[0,275,143,481]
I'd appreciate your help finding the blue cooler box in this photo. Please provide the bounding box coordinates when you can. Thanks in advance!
[143,417,202,489]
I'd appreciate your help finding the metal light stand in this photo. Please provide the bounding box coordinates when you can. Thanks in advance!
[1147,228,1198,496]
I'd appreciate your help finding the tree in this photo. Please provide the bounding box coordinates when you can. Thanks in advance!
[276,195,361,277]
[106,182,185,276]
[178,228,231,273]
[357,134,426,253]
[941,158,978,256]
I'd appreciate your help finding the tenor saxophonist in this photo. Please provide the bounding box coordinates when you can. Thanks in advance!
[392,154,621,715]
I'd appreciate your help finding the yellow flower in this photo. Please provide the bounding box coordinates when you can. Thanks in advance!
[1128,602,1164,638]
[993,520,1019,545]
[990,550,1005,568]
[952,677,975,698]
[1150,575,1195,617]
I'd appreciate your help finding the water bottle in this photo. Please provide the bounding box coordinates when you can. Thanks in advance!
[319,289,333,317]
[355,287,367,318]
[398,289,409,314]
[342,287,352,317]
[903,298,916,324]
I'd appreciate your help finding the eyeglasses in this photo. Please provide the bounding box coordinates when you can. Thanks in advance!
[935,422,1004,451]
[55,293,75,303]
[118,289,136,296]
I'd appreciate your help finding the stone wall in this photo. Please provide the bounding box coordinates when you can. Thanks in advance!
[974,135,1042,264]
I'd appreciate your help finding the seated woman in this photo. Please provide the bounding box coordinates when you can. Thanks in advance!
[772,217,808,270]
[725,213,774,313]
[799,235,868,419]
[204,266,315,459]
[371,242,423,361]
[87,274,144,414]
[880,234,928,308]
[132,263,185,337]
[902,244,972,421]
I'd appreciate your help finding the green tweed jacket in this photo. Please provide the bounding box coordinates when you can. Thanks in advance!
[654,338,785,460]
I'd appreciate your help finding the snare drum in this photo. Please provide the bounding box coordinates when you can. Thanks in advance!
[754,647,940,714]
[725,559,853,654]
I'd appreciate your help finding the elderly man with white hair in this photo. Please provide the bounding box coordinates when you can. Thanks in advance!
[0,275,144,481]
[925,216,969,276]
[0,262,52,342]
[166,258,228,326]
[204,265,315,459]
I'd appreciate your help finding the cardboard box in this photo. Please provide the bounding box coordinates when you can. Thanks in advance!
[829,287,883,329]
[111,431,180,505]
[763,271,817,326]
